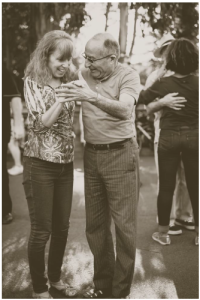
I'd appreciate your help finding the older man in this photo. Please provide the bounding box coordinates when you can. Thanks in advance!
[57,33,140,298]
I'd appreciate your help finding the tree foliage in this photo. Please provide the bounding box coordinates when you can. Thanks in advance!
[127,2,198,57]
[2,3,89,76]
[2,2,199,76]
[139,2,199,41]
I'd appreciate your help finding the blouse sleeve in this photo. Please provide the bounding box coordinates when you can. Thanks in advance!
[24,77,49,133]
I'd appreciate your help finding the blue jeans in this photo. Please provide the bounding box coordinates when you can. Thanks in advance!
[84,138,140,298]
[23,157,73,293]
[157,128,198,231]
[154,143,193,221]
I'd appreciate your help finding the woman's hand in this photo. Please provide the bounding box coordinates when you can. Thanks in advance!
[55,80,96,103]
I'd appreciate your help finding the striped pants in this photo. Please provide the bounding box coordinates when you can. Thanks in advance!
[84,138,140,298]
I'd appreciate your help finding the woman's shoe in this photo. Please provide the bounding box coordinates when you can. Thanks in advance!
[50,280,78,297]
[32,291,53,299]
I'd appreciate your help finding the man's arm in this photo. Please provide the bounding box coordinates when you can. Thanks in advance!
[146,93,187,115]
[92,92,135,120]
[56,83,135,120]
[56,70,140,120]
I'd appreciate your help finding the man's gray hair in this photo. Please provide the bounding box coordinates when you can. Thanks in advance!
[92,33,120,58]
[104,39,120,58]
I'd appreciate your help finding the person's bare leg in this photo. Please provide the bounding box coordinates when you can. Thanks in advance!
[8,137,22,167]
[8,137,23,175]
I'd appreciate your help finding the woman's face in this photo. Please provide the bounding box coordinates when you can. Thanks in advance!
[48,49,72,79]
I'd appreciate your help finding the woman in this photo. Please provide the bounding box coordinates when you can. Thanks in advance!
[138,38,198,246]
[23,30,78,299]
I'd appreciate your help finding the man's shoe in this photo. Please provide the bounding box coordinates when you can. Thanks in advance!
[2,213,13,224]
[8,165,23,176]
[195,235,199,246]
[83,288,112,298]
[32,291,53,299]
[168,225,182,235]
[175,219,195,230]
[152,232,171,245]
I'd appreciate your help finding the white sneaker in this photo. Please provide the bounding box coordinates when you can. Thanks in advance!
[152,232,171,245]
[32,291,53,299]
[8,165,23,176]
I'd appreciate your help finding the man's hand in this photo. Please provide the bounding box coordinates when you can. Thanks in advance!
[146,92,187,115]
[55,81,96,103]
[160,93,187,110]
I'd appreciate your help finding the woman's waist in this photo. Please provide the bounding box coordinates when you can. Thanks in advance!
[161,126,198,130]
[25,131,74,147]
[27,127,75,138]
[160,116,198,129]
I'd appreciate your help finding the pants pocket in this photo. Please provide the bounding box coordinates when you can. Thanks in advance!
[158,132,174,151]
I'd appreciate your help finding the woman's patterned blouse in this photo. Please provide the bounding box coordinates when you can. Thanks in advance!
[23,77,75,164]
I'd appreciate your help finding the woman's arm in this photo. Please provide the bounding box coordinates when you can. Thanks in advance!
[24,77,65,130]
[41,100,64,128]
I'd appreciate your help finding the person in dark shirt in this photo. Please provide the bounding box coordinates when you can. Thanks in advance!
[138,38,199,246]
[2,64,24,224]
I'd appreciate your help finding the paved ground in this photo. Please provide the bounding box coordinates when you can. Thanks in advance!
[2,145,199,299]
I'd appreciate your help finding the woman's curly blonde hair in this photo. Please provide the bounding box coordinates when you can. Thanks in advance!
[24,30,76,87]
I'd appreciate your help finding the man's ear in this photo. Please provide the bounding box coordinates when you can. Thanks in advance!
[110,55,116,61]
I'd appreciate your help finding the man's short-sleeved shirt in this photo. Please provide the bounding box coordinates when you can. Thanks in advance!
[81,63,140,144]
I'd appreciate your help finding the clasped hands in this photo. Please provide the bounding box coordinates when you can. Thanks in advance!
[55,80,96,103]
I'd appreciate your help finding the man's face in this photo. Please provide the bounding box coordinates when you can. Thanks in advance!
[84,40,116,80]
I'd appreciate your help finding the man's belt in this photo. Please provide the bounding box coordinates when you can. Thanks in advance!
[86,138,131,150]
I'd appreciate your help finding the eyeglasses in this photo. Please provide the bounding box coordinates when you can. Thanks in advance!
[82,53,115,63]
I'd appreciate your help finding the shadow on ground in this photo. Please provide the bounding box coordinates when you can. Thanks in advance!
[2,153,199,299]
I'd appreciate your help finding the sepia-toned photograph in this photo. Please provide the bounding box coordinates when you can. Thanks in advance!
[2,2,199,299]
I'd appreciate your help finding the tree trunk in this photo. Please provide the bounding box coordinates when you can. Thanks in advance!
[129,6,138,57]
[31,4,56,45]
[118,3,128,62]
[105,3,112,31]
[30,4,37,53]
